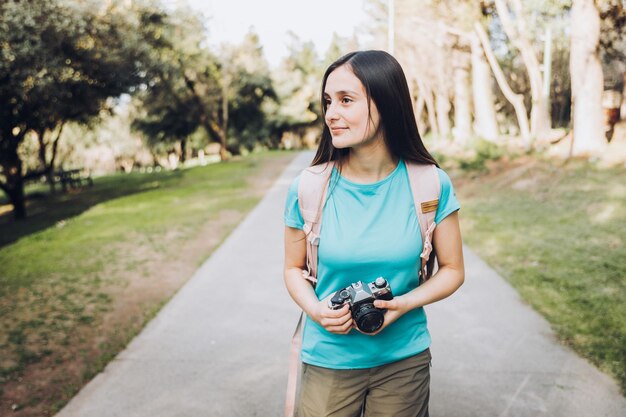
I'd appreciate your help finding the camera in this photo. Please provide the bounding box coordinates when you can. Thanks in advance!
[328,277,394,333]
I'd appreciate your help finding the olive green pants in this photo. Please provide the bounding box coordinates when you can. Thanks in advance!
[296,349,431,417]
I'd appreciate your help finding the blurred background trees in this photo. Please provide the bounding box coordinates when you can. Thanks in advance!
[1,0,625,219]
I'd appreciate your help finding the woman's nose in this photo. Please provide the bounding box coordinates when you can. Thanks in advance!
[325,103,339,123]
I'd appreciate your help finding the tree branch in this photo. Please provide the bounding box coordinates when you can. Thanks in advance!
[474,22,530,141]
[49,121,65,171]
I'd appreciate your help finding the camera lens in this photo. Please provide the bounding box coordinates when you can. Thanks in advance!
[353,303,384,333]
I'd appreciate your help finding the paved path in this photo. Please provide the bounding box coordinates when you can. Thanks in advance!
[56,151,626,417]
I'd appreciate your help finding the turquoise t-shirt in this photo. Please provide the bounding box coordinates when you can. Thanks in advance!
[284,160,460,369]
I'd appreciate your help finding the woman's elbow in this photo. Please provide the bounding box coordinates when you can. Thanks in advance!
[454,264,465,289]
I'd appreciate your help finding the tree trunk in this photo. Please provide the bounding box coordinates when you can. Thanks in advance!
[494,0,551,139]
[179,138,187,163]
[0,137,27,219]
[222,76,229,157]
[48,122,64,193]
[414,92,427,135]
[36,123,65,194]
[453,48,472,145]
[570,0,605,156]
[474,24,531,143]
[435,92,452,139]
[36,128,47,173]
[418,80,439,138]
[470,32,499,142]
[36,128,55,194]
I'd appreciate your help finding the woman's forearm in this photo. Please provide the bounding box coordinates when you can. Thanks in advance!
[284,267,320,318]
[403,265,464,310]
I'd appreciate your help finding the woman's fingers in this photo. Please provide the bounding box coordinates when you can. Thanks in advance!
[318,301,353,333]
[326,318,354,334]
[320,310,351,327]
[315,296,355,334]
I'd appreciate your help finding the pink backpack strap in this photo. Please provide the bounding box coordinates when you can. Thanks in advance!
[284,313,303,417]
[405,162,441,282]
[297,161,335,283]
[285,161,334,417]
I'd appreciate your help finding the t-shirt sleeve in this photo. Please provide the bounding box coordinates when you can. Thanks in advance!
[434,168,460,224]
[284,174,305,230]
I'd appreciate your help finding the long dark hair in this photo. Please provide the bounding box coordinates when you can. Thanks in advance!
[311,50,438,168]
[311,50,440,280]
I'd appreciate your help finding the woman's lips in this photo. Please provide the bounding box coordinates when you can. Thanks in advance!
[331,127,348,134]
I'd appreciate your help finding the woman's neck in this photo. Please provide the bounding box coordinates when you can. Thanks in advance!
[341,140,398,183]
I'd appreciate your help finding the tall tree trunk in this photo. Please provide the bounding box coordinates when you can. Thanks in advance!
[494,0,551,139]
[180,137,187,163]
[414,91,427,135]
[435,92,452,139]
[221,76,229,159]
[36,123,65,194]
[48,122,64,192]
[470,32,499,141]
[36,128,54,194]
[570,0,605,156]
[0,134,26,219]
[422,84,439,138]
[475,23,531,143]
[453,48,472,145]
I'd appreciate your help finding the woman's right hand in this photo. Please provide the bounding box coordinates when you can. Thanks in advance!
[311,296,353,334]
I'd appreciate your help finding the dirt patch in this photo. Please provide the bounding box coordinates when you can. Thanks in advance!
[0,152,296,417]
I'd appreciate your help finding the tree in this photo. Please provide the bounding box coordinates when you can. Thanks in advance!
[0,0,152,219]
[492,0,553,140]
[131,6,210,163]
[392,0,500,142]
[222,31,277,153]
[135,12,277,158]
[267,34,324,146]
[570,0,605,155]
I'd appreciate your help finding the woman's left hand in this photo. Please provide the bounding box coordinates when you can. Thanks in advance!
[356,295,411,336]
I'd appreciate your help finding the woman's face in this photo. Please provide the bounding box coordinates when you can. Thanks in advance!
[323,65,382,149]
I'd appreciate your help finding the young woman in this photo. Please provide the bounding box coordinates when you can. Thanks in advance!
[283,50,464,417]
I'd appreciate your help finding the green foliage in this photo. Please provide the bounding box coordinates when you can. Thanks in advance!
[0,0,152,132]
[131,5,218,155]
[0,0,157,217]
[132,11,279,157]
[267,34,324,136]
[458,139,507,171]
[224,31,277,152]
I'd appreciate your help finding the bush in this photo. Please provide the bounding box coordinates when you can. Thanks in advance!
[459,139,506,172]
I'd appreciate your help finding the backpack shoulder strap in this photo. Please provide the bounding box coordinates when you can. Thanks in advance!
[285,161,334,417]
[297,161,335,283]
[405,162,441,282]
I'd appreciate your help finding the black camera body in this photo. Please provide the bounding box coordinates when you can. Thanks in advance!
[328,277,394,333]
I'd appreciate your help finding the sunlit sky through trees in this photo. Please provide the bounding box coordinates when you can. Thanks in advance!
[181,0,368,66]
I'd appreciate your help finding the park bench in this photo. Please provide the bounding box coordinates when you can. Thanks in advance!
[54,168,93,192]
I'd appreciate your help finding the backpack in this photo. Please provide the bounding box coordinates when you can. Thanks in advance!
[284,160,441,417]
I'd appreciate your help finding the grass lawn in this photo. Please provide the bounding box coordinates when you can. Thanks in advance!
[446,154,626,394]
[0,150,296,416]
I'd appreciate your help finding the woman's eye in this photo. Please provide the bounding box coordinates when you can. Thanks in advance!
[341,97,352,104]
